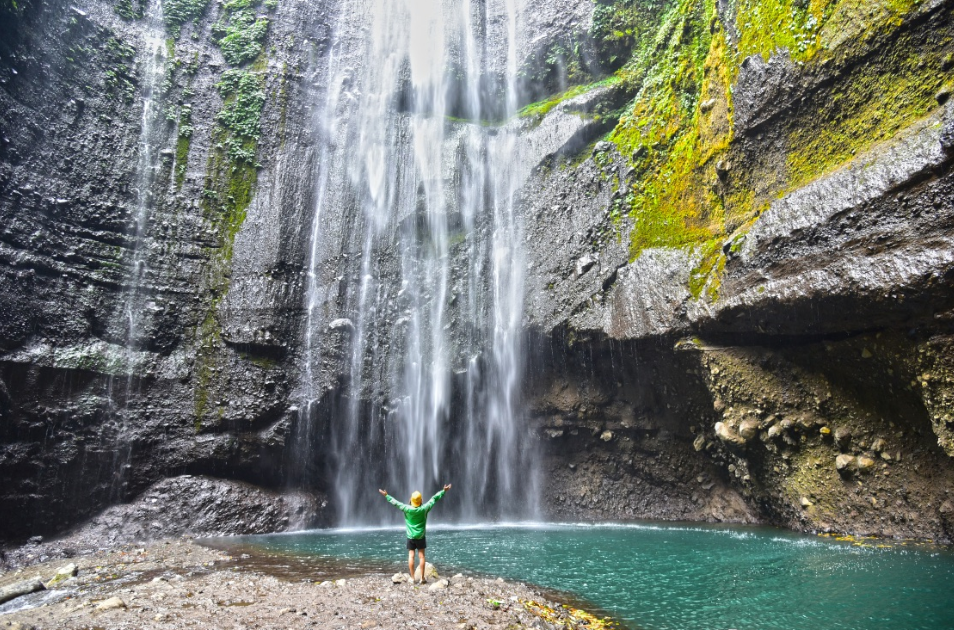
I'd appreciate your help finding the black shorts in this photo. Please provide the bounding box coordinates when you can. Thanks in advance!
[406,537,426,550]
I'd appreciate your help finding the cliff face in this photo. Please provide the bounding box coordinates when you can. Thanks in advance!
[519,0,954,541]
[0,0,334,539]
[2,0,954,543]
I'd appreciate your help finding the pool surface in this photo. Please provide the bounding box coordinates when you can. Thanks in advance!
[219,522,954,630]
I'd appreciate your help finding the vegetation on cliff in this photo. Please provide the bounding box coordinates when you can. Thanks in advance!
[556,0,952,299]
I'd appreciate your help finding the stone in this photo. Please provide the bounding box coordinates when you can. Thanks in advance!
[423,563,439,580]
[800,496,813,508]
[0,579,45,605]
[328,318,355,332]
[600,430,613,442]
[870,438,886,453]
[46,563,78,587]
[392,573,410,584]
[715,422,746,447]
[95,596,126,611]
[835,454,856,473]
[334,579,346,586]
[738,419,759,441]
[856,456,877,473]
[693,434,706,452]
[834,428,852,449]
[700,98,716,112]
[4,622,36,630]
[428,579,449,591]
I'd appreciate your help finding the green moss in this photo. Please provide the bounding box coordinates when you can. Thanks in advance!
[212,1,270,66]
[163,0,210,37]
[519,75,621,120]
[596,0,940,295]
[786,29,948,190]
[688,238,725,300]
[114,0,144,20]
[609,0,729,259]
[192,66,267,426]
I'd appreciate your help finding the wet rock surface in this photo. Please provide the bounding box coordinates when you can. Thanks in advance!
[0,539,609,630]
[0,476,326,571]
[2,0,954,548]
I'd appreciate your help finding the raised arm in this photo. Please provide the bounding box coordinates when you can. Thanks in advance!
[422,485,450,511]
[382,491,411,513]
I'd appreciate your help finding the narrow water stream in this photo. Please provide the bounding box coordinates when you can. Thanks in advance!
[215,523,954,630]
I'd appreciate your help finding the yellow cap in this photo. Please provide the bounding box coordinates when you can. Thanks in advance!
[410,491,423,507]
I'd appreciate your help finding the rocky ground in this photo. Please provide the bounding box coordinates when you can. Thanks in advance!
[0,538,616,630]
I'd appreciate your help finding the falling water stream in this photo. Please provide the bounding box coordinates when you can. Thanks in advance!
[105,3,168,500]
[300,0,537,524]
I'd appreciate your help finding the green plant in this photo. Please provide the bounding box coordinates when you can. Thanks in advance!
[163,0,210,37]
[217,11,269,65]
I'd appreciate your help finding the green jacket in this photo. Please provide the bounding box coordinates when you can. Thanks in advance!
[385,490,445,539]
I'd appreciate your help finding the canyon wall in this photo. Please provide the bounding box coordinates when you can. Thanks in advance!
[2,0,954,543]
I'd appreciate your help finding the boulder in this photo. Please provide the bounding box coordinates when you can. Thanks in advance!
[835,454,856,473]
[0,579,45,605]
[428,579,449,591]
[715,422,746,447]
[834,428,852,449]
[856,455,877,473]
[46,562,78,588]
[693,434,706,451]
[392,573,410,584]
[423,562,439,580]
[738,419,760,441]
[95,597,126,611]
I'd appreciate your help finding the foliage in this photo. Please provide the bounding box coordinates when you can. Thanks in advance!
[212,0,270,66]
[103,36,138,102]
[519,75,621,120]
[163,0,210,37]
[588,0,940,299]
[218,14,269,65]
[216,69,266,148]
[114,0,145,20]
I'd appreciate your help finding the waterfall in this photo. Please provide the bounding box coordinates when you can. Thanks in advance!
[298,0,538,524]
[105,2,169,501]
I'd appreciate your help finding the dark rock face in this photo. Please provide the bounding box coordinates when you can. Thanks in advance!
[0,0,332,541]
[0,475,325,569]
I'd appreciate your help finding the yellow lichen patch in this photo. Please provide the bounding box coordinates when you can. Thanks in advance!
[610,0,727,259]
[521,600,620,630]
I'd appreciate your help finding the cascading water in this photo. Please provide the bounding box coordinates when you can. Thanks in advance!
[298,0,538,524]
[104,4,169,500]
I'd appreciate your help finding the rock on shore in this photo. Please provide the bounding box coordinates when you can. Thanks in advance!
[0,539,615,629]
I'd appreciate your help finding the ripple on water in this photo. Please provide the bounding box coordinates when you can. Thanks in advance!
[209,522,954,630]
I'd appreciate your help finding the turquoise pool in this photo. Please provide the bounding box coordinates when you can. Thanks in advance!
[220,523,954,630]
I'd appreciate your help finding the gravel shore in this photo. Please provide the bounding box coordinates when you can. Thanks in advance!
[0,538,618,630]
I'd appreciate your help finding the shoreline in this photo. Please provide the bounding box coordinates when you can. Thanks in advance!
[0,537,621,630]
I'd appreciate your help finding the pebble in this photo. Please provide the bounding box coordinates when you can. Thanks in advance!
[95,597,126,611]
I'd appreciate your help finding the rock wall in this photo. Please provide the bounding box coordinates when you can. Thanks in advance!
[519,0,954,541]
[0,0,333,540]
[2,0,954,544]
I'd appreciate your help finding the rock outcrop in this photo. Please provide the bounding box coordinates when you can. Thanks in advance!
[2,0,954,544]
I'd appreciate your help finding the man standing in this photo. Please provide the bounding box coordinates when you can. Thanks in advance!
[378,484,452,583]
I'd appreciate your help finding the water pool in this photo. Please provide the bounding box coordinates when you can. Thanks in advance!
[219,523,954,630]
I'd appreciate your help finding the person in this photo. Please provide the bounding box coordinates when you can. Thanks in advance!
[378,484,451,583]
